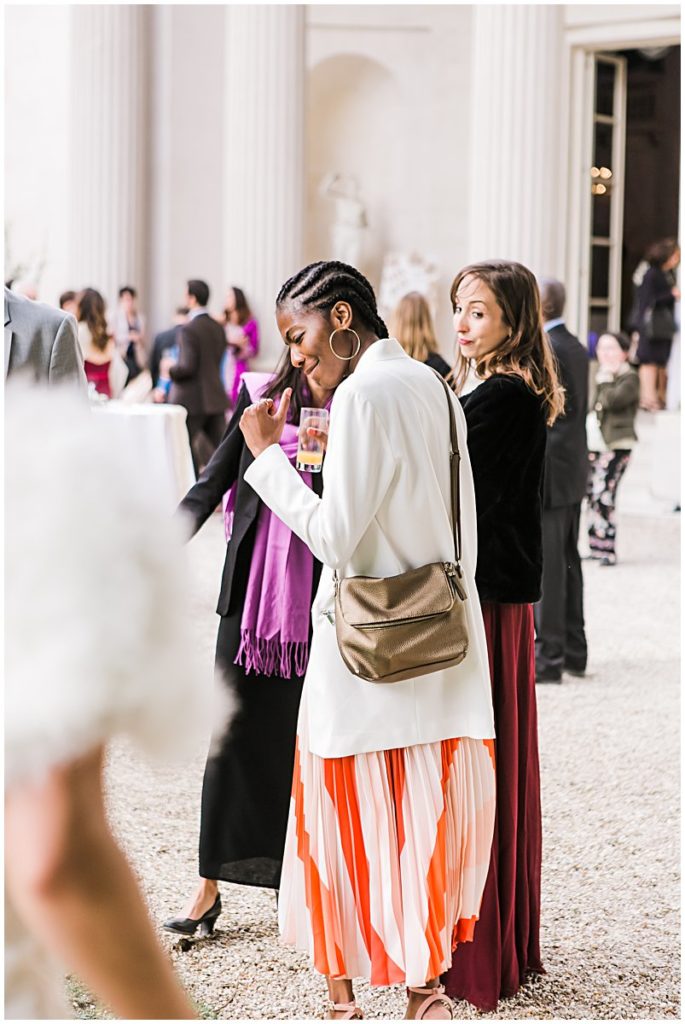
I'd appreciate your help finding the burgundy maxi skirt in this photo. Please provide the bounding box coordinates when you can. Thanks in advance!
[442,601,544,1011]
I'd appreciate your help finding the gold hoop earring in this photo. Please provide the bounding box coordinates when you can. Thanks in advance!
[329,327,361,361]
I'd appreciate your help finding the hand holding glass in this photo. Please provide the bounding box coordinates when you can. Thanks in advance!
[297,408,329,472]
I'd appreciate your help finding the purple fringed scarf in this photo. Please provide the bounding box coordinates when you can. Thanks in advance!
[228,372,314,679]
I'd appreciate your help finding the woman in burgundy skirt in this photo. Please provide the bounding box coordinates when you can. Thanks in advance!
[442,260,565,1011]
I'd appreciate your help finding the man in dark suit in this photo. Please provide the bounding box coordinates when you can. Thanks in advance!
[169,280,228,472]
[535,279,589,683]
[149,306,188,401]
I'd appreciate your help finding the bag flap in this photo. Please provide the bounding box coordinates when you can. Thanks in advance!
[337,563,455,627]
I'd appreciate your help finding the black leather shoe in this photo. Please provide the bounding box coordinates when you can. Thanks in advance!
[536,665,562,684]
[163,895,221,937]
[564,664,586,678]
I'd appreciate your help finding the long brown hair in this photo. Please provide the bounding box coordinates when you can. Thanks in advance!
[390,291,440,363]
[226,285,253,326]
[78,288,110,352]
[450,260,565,425]
[262,349,328,425]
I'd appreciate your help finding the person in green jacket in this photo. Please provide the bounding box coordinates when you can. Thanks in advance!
[586,331,639,565]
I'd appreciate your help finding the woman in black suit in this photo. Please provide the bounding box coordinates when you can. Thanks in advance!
[635,238,680,411]
[164,356,333,936]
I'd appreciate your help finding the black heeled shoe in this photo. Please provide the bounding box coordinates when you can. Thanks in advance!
[163,895,222,937]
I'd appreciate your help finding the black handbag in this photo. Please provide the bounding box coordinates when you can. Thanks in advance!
[644,304,675,341]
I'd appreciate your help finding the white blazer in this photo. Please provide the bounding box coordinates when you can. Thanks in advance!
[244,338,495,758]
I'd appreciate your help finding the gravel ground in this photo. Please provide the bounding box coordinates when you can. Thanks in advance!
[89,414,679,1021]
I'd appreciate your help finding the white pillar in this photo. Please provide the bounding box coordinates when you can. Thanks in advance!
[467,5,563,278]
[224,5,305,368]
[148,4,174,335]
[67,6,149,310]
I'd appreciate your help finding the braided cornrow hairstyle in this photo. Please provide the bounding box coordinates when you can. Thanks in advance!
[276,261,389,340]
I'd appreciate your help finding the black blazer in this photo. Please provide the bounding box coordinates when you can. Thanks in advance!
[424,351,452,379]
[149,324,180,388]
[169,313,229,416]
[179,386,323,617]
[461,375,547,604]
[544,323,589,508]
[637,266,676,340]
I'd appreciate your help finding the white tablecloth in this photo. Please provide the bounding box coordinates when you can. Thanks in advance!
[92,402,195,508]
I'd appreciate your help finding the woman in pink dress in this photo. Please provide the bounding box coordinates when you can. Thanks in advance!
[223,286,259,405]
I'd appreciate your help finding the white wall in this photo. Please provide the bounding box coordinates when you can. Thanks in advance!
[4,5,71,305]
[306,4,472,357]
[306,54,401,285]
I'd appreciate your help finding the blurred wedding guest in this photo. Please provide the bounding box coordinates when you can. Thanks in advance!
[112,285,147,383]
[443,260,564,1012]
[635,238,680,411]
[11,278,39,300]
[59,290,79,317]
[169,279,229,472]
[164,357,333,940]
[534,278,589,684]
[222,285,260,405]
[4,285,86,389]
[77,288,127,399]
[150,306,189,403]
[586,332,639,566]
[391,290,452,378]
[5,383,221,1019]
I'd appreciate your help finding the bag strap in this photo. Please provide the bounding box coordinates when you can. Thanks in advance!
[334,371,463,585]
[432,370,462,571]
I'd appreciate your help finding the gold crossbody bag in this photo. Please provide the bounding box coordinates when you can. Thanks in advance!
[333,372,469,683]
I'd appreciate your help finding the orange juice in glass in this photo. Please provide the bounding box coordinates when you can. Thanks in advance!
[297,408,329,473]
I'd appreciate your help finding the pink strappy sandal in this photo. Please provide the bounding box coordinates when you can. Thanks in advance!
[325,1000,364,1019]
[407,984,455,1020]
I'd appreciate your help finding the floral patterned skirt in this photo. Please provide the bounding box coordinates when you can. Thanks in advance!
[587,449,632,561]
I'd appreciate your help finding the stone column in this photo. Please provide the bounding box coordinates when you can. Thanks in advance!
[224,5,305,366]
[467,5,563,278]
[68,6,149,309]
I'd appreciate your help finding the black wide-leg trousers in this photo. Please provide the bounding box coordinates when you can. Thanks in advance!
[534,502,587,675]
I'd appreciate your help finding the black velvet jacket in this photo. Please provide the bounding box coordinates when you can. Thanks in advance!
[461,375,547,604]
[179,385,323,617]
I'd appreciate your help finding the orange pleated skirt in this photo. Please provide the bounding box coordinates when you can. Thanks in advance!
[278,712,496,988]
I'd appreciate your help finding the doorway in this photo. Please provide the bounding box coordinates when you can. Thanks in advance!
[620,46,680,328]
[567,40,680,346]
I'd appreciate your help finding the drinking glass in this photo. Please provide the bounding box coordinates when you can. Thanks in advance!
[296,407,329,472]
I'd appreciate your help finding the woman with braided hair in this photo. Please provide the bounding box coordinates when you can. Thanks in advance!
[240,261,496,1020]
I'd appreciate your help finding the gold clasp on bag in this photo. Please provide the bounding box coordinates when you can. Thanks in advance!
[444,562,467,601]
